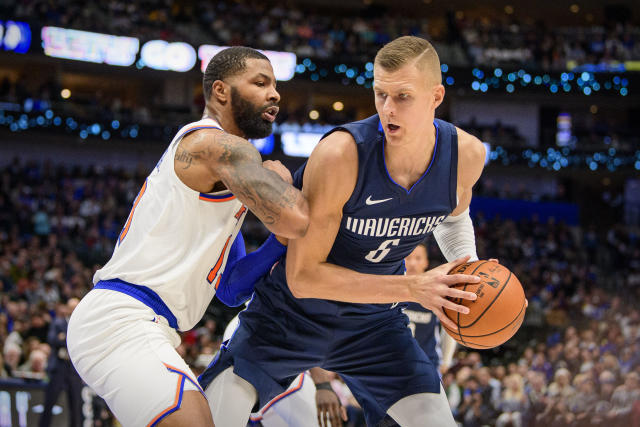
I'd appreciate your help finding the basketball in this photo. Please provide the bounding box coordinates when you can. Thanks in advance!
[442,261,526,349]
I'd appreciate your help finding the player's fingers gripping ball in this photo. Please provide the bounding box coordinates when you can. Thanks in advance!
[442,260,526,349]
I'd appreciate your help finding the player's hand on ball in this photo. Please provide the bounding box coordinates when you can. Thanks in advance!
[409,255,479,331]
[263,160,293,184]
[316,388,347,427]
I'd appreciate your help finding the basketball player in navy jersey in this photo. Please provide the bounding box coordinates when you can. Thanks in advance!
[200,36,487,426]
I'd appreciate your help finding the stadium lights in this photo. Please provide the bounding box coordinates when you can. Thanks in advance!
[41,26,139,66]
[60,89,71,99]
[1,105,639,171]
[1,20,31,53]
[139,40,196,72]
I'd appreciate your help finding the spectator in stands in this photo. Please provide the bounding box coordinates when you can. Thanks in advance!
[599,370,619,402]
[16,347,47,379]
[567,375,599,424]
[39,298,83,427]
[2,341,21,377]
[476,366,501,414]
[496,373,528,427]
[607,371,640,424]
[547,368,575,399]
[523,371,547,427]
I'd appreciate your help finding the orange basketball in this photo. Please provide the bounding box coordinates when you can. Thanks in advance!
[442,260,526,349]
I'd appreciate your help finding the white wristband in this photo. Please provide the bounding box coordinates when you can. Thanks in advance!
[432,208,479,262]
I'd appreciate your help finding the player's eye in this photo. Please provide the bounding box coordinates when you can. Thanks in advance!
[255,81,265,87]
[398,93,409,99]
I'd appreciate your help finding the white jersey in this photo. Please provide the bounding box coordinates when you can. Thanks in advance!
[94,118,247,331]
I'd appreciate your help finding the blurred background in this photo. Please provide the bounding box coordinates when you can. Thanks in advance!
[0,0,639,426]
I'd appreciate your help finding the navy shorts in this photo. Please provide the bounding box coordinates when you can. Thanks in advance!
[199,277,441,426]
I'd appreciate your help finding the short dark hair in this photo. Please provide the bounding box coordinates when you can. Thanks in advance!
[203,46,269,101]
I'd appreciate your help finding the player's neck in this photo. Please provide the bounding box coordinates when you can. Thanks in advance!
[384,123,437,190]
[203,106,245,138]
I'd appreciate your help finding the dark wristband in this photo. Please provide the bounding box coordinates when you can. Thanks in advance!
[315,382,334,392]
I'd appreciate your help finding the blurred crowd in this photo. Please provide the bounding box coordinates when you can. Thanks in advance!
[1,159,639,426]
[459,17,640,69]
[3,0,639,68]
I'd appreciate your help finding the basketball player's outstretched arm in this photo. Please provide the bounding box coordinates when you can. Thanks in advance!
[175,128,309,239]
[285,131,479,330]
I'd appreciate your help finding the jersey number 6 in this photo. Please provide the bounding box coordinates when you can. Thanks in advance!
[364,239,400,263]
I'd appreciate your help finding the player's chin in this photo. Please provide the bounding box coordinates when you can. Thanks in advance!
[384,132,404,143]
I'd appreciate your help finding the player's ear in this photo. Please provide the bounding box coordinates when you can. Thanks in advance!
[212,80,229,104]
[433,84,445,109]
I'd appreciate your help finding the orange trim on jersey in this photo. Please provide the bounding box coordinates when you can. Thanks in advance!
[234,205,247,219]
[207,235,233,285]
[163,363,204,395]
[176,124,222,141]
[250,374,305,421]
[147,372,184,427]
[199,192,236,202]
[118,180,147,244]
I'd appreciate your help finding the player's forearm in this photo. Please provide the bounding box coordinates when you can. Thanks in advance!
[224,165,310,239]
[216,234,286,306]
[309,367,333,384]
[287,261,414,303]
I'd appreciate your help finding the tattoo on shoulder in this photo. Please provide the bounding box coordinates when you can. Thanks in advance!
[175,148,194,169]
[175,133,215,170]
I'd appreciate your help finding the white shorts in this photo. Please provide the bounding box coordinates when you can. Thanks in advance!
[249,372,318,426]
[222,316,318,426]
[67,289,203,427]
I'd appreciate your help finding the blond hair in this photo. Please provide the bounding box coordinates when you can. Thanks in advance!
[374,36,442,85]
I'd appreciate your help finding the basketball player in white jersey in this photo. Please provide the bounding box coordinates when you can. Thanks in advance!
[66,47,309,427]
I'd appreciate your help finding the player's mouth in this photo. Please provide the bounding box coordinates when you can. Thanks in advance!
[262,106,279,122]
[387,123,400,134]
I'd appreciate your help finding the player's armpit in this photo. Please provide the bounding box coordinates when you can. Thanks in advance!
[175,128,309,239]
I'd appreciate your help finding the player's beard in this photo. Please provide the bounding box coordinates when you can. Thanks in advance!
[230,86,274,139]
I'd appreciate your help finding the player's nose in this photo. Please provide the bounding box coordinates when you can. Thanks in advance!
[268,86,280,104]
[381,97,395,116]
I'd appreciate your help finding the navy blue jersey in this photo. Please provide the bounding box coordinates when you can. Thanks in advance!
[269,114,458,316]
[404,303,441,367]
[200,115,460,426]
[322,115,458,275]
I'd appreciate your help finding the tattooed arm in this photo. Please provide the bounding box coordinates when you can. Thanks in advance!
[174,128,309,239]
